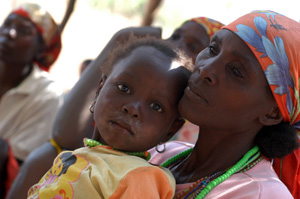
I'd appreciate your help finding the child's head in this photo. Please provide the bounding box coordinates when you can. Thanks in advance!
[93,36,193,152]
[79,59,92,76]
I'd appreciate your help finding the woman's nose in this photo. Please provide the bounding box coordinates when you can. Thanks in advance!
[197,63,217,85]
[122,103,140,119]
[0,26,17,39]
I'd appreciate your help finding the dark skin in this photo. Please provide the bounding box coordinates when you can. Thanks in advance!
[166,21,210,64]
[6,26,162,199]
[93,46,187,152]
[53,27,163,149]
[173,29,283,183]
[0,14,45,99]
[7,19,214,197]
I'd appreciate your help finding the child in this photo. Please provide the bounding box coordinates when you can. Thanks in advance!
[27,36,193,199]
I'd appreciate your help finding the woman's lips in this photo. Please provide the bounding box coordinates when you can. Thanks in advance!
[184,86,208,104]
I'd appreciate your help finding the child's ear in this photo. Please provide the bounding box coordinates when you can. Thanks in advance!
[259,106,283,126]
[162,118,186,142]
[96,74,107,95]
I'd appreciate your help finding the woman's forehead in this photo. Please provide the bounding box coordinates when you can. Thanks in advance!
[6,13,35,27]
[209,29,263,74]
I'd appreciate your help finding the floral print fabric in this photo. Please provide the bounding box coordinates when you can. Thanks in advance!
[189,17,224,39]
[223,11,300,198]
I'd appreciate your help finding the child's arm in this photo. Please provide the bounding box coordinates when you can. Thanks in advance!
[6,142,57,199]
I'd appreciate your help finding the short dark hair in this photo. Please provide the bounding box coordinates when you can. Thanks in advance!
[101,35,193,76]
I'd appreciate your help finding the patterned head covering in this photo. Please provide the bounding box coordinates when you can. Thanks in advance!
[223,11,300,197]
[189,17,224,39]
[12,3,62,72]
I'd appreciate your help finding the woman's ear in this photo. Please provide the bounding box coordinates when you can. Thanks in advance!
[162,118,186,142]
[34,50,47,65]
[259,106,283,126]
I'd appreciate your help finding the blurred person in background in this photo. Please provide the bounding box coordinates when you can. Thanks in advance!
[0,3,63,197]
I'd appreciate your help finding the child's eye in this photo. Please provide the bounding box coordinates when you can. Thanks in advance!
[117,84,131,94]
[150,103,163,113]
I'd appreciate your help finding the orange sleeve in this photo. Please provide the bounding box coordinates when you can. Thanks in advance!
[109,166,175,199]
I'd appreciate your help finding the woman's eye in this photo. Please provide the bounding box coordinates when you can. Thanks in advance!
[117,84,130,94]
[232,67,243,78]
[0,22,10,30]
[209,45,217,55]
[150,103,163,113]
[3,20,11,27]
[17,27,33,36]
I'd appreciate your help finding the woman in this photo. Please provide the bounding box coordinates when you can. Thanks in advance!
[168,17,224,144]
[0,3,63,195]
[7,16,224,199]
[150,10,300,198]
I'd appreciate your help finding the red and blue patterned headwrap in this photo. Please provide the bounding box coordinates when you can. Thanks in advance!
[223,11,300,198]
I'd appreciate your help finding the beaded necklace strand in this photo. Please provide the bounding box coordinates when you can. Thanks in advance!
[161,145,260,199]
[84,138,151,161]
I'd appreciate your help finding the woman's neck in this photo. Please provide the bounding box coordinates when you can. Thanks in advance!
[0,63,32,98]
[171,127,258,183]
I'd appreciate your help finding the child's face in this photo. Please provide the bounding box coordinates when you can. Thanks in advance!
[93,46,188,151]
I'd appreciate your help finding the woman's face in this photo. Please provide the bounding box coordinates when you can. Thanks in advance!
[179,29,275,134]
[0,13,42,65]
[166,21,210,63]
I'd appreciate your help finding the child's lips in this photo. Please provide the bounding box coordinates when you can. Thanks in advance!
[110,120,134,135]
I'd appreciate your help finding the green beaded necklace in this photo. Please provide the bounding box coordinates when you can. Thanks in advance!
[84,138,151,161]
[161,145,260,199]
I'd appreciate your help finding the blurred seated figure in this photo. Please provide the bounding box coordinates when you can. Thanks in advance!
[0,3,63,166]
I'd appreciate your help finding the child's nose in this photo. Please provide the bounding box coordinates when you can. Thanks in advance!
[122,103,140,119]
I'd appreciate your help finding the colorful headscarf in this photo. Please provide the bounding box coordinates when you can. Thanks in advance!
[223,11,300,198]
[12,3,62,72]
[189,17,224,39]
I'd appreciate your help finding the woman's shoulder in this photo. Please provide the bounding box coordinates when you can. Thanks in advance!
[206,159,293,198]
[149,141,194,165]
